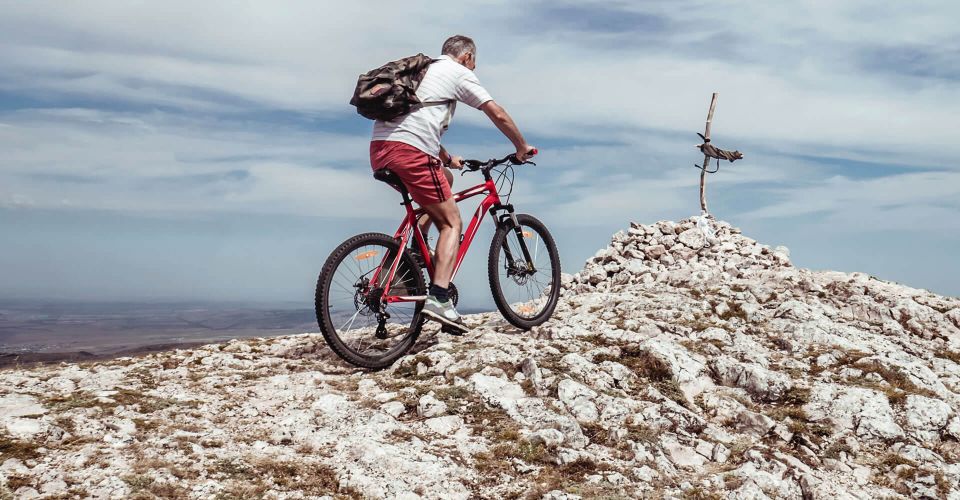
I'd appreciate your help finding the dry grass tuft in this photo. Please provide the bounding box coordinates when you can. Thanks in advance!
[394,355,434,380]
[717,301,749,322]
[624,423,659,447]
[520,456,616,499]
[209,456,358,497]
[823,441,854,460]
[681,487,725,500]
[44,389,199,415]
[595,343,692,409]
[433,385,471,404]
[44,392,101,412]
[2,475,32,492]
[0,432,40,462]
[854,360,938,404]
[123,474,191,499]
[780,386,811,406]
[935,349,960,365]
[579,421,612,446]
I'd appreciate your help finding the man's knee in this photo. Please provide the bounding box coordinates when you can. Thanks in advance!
[445,203,462,229]
[424,200,458,227]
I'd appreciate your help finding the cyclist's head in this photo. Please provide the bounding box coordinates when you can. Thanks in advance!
[442,35,476,71]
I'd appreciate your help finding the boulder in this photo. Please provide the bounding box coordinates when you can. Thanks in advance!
[904,395,952,443]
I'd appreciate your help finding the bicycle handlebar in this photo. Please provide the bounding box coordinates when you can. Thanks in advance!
[462,148,538,172]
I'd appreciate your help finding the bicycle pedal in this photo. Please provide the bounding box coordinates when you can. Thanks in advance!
[440,324,466,336]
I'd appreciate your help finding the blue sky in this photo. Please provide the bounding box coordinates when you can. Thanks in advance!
[1,1,958,307]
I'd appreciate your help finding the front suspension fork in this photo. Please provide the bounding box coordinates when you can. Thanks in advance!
[489,204,536,275]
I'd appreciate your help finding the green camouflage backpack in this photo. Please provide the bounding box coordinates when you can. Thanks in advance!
[349,54,450,121]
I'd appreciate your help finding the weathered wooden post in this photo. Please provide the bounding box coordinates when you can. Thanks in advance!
[699,93,718,215]
[694,93,744,217]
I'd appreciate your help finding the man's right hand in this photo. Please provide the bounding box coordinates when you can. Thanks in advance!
[515,145,537,162]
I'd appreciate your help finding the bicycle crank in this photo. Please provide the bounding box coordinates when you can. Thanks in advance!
[447,282,459,307]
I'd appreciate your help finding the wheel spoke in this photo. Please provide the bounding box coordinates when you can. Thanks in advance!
[340,308,363,332]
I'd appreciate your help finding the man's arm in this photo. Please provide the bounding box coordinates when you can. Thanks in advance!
[480,101,536,161]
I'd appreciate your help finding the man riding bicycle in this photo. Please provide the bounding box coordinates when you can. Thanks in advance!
[369,34,536,333]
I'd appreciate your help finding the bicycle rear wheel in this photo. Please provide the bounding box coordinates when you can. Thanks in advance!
[488,214,561,329]
[315,232,425,369]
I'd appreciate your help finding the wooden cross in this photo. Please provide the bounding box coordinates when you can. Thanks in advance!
[695,92,743,215]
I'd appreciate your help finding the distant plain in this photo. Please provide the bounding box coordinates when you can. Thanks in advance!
[0,300,489,367]
[0,300,317,367]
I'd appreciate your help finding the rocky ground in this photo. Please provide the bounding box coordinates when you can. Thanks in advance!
[2,218,959,499]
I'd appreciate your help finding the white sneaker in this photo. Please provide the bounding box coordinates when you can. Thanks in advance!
[422,296,469,333]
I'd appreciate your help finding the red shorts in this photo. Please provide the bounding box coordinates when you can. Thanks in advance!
[370,140,452,206]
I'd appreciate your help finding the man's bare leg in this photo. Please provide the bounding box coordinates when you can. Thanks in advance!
[419,195,468,332]
[417,167,455,240]
[420,196,461,288]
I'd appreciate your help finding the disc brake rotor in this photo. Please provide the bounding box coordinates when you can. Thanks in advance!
[507,261,532,285]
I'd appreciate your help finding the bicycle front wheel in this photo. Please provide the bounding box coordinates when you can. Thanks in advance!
[315,232,425,369]
[488,214,561,329]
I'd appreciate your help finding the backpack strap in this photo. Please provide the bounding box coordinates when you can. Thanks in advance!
[420,59,454,108]
[420,100,454,108]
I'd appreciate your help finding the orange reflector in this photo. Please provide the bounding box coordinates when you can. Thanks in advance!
[522,231,533,238]
[355,250,379,261]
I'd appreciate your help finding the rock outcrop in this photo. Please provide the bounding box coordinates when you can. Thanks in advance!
[2,217,959,499]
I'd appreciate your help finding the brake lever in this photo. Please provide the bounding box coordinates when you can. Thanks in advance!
[461,161,482,175]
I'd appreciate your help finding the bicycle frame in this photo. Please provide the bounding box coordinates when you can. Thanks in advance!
[371,173,525,304]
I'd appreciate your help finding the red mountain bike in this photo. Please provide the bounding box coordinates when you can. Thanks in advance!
[315,151,561,369]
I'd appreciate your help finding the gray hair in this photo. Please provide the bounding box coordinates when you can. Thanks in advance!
[441,35,476,58]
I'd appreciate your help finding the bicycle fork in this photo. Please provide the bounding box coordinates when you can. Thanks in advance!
[490,204,537,276]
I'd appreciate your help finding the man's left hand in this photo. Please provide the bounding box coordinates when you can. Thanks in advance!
[449,156,464,170]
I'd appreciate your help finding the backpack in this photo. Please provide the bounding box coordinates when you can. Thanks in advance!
[349,53,450,121]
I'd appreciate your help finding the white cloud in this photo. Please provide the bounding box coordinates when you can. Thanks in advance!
[739,171,960,228]
[1,0,959,229]
[1,1,958,164]
[0,108,400,217]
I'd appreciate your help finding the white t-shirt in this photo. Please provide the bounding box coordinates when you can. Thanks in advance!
[372,55,493,157]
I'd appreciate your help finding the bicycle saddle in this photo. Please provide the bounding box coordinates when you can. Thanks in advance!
[373,168,408,194]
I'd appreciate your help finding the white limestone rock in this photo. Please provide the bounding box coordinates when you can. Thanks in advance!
[805,383,904,440]
[557,379,599,423]
[709,357,792,402]
[417,393,448,418]
[638,336,712,398]
[904,395,952,443]
[424,415,463,435]
[469,373,526,413]
[380,401,406,419]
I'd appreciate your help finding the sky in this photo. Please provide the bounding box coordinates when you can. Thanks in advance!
[1,0,959,308]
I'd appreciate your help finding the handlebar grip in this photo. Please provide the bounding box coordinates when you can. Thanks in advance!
[528,148,538,156]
